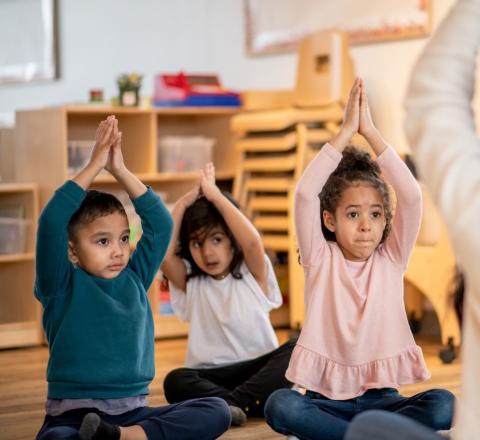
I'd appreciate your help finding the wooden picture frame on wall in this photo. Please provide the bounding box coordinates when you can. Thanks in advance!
[245,0,432,55]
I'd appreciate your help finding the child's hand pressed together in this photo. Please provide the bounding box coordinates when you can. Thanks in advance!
[90,115,116,171]
[180,182,201,209]
[105,117,125,176]
[342,77,361,138]
[199,162,222,201]
[73,115,117,190]
[175,162,219,210]
[330,78,387,156]
[358,79,377,138]
[331,78,361,151]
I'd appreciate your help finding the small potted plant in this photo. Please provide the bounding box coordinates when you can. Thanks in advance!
[117,73,143,106]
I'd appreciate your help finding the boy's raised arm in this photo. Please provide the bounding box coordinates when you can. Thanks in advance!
[105,119,173,288]
[36,116,116,300]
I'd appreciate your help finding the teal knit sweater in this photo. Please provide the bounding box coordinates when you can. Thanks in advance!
[35,181,173,399]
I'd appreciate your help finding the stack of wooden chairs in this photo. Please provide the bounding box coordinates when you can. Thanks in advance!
[232,30,354,328]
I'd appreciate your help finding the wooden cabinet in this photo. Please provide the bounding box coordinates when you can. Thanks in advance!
[0,183,42,348]
[14,105,240,339]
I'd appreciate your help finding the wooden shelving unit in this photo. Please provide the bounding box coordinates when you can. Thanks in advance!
[14,106,240,340]
[0,183,42,348]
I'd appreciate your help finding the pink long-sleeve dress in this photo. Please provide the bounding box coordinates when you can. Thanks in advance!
[285,143,430,400]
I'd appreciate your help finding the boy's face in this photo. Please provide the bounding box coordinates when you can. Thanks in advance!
[323,184,386,261]
[189,226,234,279]
[68,212,131,279]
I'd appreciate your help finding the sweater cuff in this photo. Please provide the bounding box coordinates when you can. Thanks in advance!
[132,186,161,212]
[58,180,86,205]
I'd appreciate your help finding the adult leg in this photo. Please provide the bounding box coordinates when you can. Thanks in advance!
[380,389,455,430]
[344,410,444,440]
[264,388,356,440]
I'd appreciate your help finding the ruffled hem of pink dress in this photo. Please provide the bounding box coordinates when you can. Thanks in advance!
[285,343,431,400]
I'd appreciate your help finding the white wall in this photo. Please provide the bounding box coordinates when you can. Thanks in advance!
[0,0,457,152]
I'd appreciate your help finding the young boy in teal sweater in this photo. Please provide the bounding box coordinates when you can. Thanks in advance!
[35,116,230,440]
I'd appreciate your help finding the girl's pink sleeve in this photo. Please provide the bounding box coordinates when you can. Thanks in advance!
[377,147,422,267]
[294,143,342,266]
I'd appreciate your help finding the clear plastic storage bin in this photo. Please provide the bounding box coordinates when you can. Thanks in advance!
[0,217,31,254]
[157,136,215,172]
[68,141,94,175]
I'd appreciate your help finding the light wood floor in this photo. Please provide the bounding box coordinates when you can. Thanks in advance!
[0,331,460,440]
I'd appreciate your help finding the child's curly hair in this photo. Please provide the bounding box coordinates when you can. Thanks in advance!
[319,146,393,244]
[177,193,244,280]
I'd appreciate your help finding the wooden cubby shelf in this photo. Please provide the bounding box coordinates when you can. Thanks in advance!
[0,183,42,348]
[14,105,241,340]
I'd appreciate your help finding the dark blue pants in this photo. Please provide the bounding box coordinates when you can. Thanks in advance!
[36,397,230,440]
[264,387,454,440]
[344,410,445,440]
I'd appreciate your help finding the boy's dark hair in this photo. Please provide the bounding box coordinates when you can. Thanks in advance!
[67,190,127,240]
[178,193,243,280]
[319,146,393,244]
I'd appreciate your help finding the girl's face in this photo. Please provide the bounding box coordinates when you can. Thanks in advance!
[323,184,386,261]
[189,226,234,279]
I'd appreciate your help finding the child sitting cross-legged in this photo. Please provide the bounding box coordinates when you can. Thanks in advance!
[161,163,296,427]
[34,115,231,440]
[264,79,455,440]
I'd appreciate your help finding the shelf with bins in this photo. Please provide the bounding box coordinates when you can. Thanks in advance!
[0,183,42,348]
[15,105,240,339]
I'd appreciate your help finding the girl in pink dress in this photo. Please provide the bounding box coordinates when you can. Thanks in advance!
[264,79,454,440]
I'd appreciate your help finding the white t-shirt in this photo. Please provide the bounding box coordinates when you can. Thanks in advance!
[169,255,282,368]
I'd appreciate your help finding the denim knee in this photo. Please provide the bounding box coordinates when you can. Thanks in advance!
[422,389,455,429]
[264,388,305,431]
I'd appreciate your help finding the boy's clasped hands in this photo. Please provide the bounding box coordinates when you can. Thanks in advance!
[90,115,125,176]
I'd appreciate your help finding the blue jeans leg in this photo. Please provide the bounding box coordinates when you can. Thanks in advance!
[37,426,79,440]
[264,389,355,440]
[36,397,231,440]
[130,398,231,440]
[379,389,455,430]
[344,410,445,440]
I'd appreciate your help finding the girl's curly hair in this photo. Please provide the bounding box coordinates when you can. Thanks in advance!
[177,193,243,280]
[319,146,393,244]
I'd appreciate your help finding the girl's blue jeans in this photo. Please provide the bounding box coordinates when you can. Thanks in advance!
[264,387,454,440]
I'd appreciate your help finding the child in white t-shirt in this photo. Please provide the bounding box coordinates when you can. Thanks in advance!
[160,163,296,426]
